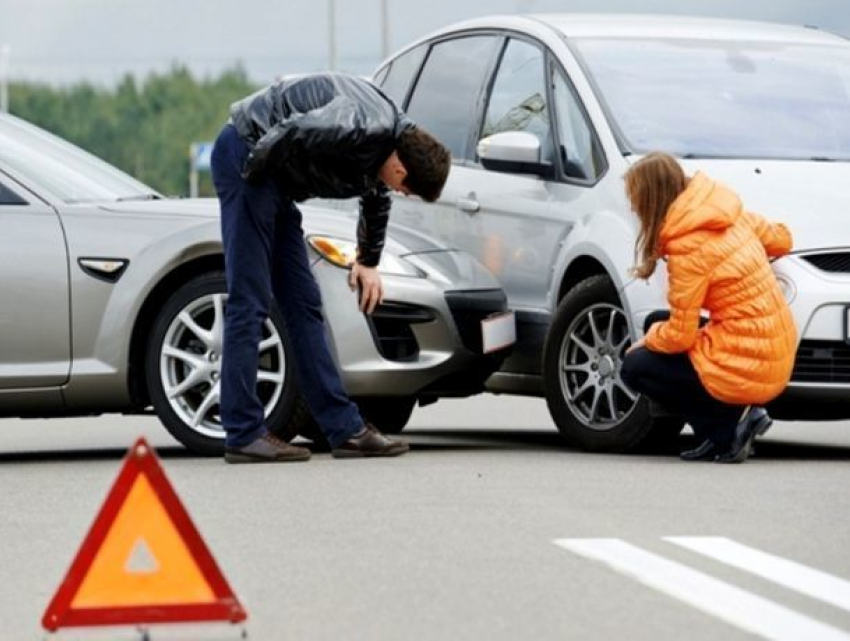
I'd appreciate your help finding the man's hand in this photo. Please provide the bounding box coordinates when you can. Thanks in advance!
[349,262,384,314]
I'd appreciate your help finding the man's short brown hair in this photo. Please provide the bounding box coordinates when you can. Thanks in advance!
[397,127,451,202]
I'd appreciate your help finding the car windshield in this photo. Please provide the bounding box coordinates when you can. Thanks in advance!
[573,38,850,161]
[0,114,158,203]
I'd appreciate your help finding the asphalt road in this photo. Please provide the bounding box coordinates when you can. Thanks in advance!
[2,396,850,640]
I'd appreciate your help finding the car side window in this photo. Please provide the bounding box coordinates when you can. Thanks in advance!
[481,38,553,163]
[405,36,500,161]
[0,178,26,205]
[377,45,426,108]
[553,68,606,181]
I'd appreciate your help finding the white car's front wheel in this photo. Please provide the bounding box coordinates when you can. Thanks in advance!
[543,274,679,451]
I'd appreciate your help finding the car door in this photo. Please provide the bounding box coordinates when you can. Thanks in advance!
[396,34,610,374]
[0,174,71,388]
[455,37,561,314]
[389,34,502,252]
[464,37,608,314]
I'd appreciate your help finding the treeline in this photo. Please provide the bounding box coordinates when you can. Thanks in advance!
[10,65,258,197]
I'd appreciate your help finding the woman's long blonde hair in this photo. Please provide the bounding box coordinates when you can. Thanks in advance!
[625,152,687,279]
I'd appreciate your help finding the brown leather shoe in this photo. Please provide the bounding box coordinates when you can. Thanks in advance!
[331,423,409,459]
[225,432,311,463]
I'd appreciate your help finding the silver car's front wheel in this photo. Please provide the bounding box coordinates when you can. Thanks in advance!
[146,272,301,455]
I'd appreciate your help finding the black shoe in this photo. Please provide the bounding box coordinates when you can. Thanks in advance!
[750,407,774,436]
[716,407,772,464]
[680,440,721,461]
[331,423,409,459]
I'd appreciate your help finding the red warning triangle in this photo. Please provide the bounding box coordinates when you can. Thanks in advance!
[42,438,246,631]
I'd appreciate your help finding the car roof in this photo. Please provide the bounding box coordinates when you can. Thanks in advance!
[414,13,847,47]
[535,13,846,44]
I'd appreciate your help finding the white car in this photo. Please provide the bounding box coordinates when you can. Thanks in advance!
[368,14,850,450]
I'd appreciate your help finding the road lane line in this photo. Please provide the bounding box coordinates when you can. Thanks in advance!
[666,536,850,613]
[554,538,850,641]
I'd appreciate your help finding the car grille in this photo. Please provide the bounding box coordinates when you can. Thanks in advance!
[367,303,435,362]
[791,340,850,384]
[445,289,508,354]
[800,252,850,273]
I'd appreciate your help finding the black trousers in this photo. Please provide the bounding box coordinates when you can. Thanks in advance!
[620,312,744,447]
[211,124,363,448]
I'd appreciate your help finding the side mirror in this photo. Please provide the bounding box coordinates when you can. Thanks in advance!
[477,131,552,177]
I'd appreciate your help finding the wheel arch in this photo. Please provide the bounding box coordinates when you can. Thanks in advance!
[557,255,609,303]
[552,242,639,340]
[128,254,225,408]
[549,202,636,317]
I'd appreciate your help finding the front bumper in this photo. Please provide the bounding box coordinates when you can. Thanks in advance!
[417,289,512,397]
[314,251,512,399]
[774,253,850,407]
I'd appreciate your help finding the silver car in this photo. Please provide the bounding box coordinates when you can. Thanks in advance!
[371,14,850,450]
[0,113,514,454]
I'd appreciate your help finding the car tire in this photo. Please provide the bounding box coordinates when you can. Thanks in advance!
[295,416,330,451]
[295,396,416,447]
[356,397,416,434]
[543,274,663,452]
[145,271,306,455]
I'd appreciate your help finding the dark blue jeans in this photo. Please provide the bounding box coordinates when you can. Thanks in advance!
[211,124,363,448]
[620,311,744,447]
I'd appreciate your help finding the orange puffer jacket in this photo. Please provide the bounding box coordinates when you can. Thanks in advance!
[644,172,797,405]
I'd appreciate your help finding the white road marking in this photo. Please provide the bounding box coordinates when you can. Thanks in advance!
[554,538,850,641]
[666,536,850,613]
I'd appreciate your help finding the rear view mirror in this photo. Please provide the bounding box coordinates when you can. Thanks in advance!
[477,132,552,177]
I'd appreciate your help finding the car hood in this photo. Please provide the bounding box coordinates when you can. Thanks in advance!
[99,197,220,218]
[99,198,448,255]
[298,206,449,256]
[672,159,850,252]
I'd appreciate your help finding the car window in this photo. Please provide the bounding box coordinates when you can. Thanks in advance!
[406,36,500,161]
[573,38,850,160]
[377,45,426,108]
[0,114,158,204]
[481,38,553,163]
[0,177,27,205]
[553,68,605,181]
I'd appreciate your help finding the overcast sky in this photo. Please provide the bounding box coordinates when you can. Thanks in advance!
[1,0,849,85]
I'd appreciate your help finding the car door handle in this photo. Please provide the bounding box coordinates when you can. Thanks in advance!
[457,196,480,214]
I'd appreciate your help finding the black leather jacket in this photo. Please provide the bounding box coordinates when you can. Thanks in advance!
[229,73,414,267]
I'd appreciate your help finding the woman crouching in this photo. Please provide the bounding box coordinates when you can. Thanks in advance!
[620,152,797,463]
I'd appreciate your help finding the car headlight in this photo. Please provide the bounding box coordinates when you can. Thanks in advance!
[307,235,422,277]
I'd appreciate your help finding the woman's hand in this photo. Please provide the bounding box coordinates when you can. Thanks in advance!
[626,322,663,354]
[626,336,646,354]
[349,262,384,314]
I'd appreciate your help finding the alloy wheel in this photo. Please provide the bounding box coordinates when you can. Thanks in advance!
[558,303,638,429]
[158,293,286,440]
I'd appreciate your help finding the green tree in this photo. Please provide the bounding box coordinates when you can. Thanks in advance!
[9,65,257,197]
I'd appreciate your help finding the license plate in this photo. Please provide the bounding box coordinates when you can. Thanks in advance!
[481,312,516,354]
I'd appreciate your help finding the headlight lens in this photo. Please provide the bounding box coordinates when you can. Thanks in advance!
[308,236,356,268]
[307,235,422,277]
